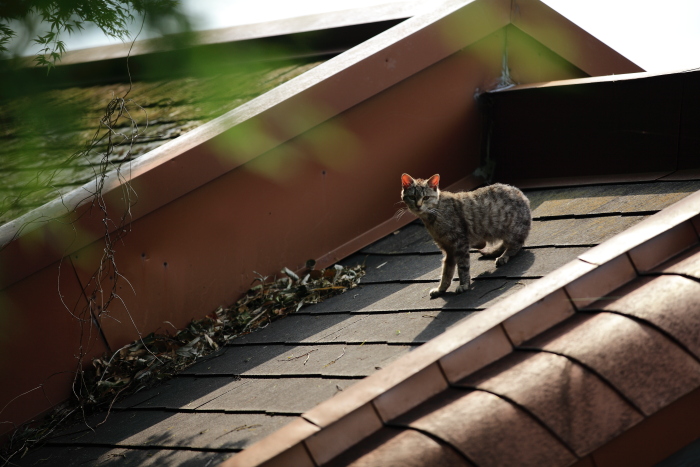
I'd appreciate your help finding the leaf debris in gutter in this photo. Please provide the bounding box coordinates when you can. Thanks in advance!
[90,262,364,404]
[1,261,364,463]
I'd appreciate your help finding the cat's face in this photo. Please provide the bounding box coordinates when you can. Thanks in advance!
[401,173,440,215]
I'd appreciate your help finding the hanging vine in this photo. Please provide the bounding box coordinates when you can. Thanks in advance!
[0,31,147,464]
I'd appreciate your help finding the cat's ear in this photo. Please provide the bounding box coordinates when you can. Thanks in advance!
[401,173,415,188]
[427,174,440,189]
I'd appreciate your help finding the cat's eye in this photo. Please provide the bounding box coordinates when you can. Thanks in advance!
[423,196,432,200]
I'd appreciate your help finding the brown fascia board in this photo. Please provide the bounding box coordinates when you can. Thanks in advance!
[0,0,641,292]
[510,0,643,76]
[55,1,427,66]
[222,186,700,467]
[13,6,415,88]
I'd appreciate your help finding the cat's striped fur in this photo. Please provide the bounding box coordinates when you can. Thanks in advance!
[401,173,531,298]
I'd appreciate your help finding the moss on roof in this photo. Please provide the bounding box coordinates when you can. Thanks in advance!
[0,59,323,226]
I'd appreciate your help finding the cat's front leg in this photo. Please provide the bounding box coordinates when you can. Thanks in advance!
[455,253,471,293]
[430,253,455,298]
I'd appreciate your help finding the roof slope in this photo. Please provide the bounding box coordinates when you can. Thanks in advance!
[0,60,322,226]
[223,183,700,467]
[17,177,700,466]
[0,1,422,229]
[0,0,650,452]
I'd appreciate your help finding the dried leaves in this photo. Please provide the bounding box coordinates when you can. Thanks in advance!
[1,262,363,463]
[80,262,364,407]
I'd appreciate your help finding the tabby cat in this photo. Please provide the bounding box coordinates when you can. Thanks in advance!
[401,173,531,298]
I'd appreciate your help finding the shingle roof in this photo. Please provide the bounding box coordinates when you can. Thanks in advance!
[4,0,649,442]
[0,60,323,227]
[225,181,700,467]
[17,177,700,466]
[9,0,695,465]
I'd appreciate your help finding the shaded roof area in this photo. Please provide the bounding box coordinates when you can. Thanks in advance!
[0,59,322,226]
[15,177,700,466]
[480,68,700,186]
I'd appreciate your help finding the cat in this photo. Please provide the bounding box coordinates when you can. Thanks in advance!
[400,173,531,298]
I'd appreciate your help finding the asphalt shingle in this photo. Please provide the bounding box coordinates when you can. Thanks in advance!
[300,279,534,313]
[0,61,323,227]
[14,445,230,467]
[182,344,414,377]
[197,378,357,413]
[231,311,475,345]
[114,376,246,410]
[527,181,700,218]
[391,388,577,466]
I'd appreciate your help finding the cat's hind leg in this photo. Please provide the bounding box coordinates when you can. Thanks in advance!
[430,253,455,298]
[495,241,523,267]
[479,240,505,258]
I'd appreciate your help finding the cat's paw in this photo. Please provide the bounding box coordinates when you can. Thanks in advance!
[495,256,510,267]
[429,287,444,298]
[455,284,470,294]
